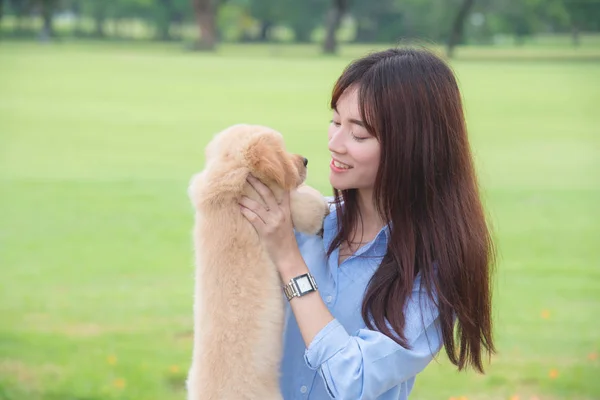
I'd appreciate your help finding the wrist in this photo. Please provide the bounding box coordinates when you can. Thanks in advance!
[278,254,308,283]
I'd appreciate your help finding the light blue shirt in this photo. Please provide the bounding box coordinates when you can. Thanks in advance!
[280,204,443,400]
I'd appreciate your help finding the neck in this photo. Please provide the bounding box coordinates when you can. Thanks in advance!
[351,188,385,241]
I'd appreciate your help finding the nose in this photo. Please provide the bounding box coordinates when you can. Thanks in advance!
[303,157,308,167]
[328,125,346,155]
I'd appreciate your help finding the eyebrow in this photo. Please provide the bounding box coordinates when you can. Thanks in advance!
[333,107,366,128]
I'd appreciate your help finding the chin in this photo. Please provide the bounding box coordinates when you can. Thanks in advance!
[329,175,351,191]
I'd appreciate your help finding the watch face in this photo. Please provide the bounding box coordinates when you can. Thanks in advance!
[296,276,313,293]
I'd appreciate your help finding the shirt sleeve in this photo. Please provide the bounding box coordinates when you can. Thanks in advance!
[304,287,442,400]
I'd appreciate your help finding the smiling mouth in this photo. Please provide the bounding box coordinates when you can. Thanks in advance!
[331,159,353,171]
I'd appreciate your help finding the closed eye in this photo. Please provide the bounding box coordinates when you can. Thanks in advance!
[351,133,369,142]
[330,119,341,127]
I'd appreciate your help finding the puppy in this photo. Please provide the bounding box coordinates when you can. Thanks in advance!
[187,124,328,400]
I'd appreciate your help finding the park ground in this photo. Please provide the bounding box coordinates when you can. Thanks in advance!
[0,40,599,400]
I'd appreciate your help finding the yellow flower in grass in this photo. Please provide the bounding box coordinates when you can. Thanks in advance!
[169,365,180,373]
[113,378,126,389]
[107,355,117,366]
[549,369,559,379]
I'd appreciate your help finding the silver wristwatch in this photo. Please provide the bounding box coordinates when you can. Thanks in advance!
[283,273,318,301]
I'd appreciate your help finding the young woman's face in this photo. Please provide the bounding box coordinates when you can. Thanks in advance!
[328,86,380,192]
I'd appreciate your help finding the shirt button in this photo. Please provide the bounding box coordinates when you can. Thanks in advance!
[300,385,308,393]
[326,295,333,303]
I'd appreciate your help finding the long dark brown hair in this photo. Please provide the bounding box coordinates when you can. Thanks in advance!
[327,48,495,372]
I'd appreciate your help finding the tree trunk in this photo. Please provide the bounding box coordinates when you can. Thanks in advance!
[571,23,580,47]
[40,0,55,42]
[92,2,106,38]
[446,0,474,59]
[323,0,348,54]
[156,0,174,41]
[259,21,272,42]
[72,0,84,37]
[156,19,172,41]
[191,0,217,50]
[94,17,105,37]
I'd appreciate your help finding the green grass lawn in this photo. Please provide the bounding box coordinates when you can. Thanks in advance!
[0,41,599,400]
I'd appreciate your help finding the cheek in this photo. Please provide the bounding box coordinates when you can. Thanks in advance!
[352,142,380,168]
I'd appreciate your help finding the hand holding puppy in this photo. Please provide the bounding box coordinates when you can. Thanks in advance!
[240,175,306,279]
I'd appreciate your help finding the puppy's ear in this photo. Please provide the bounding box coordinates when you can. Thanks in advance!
[246,136,296,189]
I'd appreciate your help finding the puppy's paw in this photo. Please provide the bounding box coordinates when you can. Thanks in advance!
[290,185,329,235]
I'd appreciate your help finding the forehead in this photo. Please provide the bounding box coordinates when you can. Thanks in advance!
[334,86,360,115]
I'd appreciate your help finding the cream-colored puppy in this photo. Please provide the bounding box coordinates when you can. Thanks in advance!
[187,124,329,400]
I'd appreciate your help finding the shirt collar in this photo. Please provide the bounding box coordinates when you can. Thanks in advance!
[323,206,390,258]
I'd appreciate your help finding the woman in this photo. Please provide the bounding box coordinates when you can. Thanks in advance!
[239,47,495,400]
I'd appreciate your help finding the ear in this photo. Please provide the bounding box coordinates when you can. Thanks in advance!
[246,136,296,189]
[188,171,205,208]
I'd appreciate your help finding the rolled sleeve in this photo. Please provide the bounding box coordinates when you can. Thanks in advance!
[304,319,351,369]
[303,294,442,399]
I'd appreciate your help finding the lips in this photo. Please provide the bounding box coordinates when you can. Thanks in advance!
[333,160,352,169]
[330,158,353,173]
[332,158,352,169]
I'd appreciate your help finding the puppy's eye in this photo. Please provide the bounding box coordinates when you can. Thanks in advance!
[330,120,341,127]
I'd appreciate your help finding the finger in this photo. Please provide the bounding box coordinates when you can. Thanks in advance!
[281,190,291,210]
[247,175,279,212]
[239,196,268,223]
[240,206,266,234]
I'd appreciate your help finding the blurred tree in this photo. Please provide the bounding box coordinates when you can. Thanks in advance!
[153,0,189,41]
[564,0,600,45]
[486,0,568,45]
[155,0,174,39]
[3,0,599,45]
[77,0,114,38]
[285,0,328,42]
[192,0,217,49]
[92,1,106,37]
[38,0,59,41]
[68,0,84,36]
[248,0,327,42]
[323,0,348,53]
[351,0,403,43]
[447,0,474,57]
[395,0,449,41]
[217,0,254,42]
[7,0,30,35]
[248,0,285,41]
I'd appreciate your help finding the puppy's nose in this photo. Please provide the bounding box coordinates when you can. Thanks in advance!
[303,157,308,167]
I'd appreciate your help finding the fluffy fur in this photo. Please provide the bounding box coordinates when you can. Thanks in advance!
[186,124,329,400]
